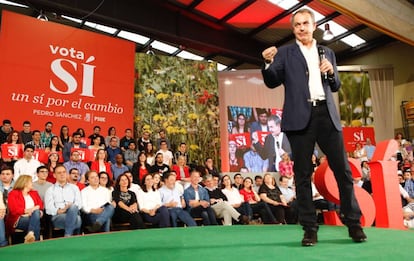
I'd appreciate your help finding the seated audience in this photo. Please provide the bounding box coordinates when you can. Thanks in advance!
[33,166,53,202]
[156,140,173,166]
[6,175,43,243]
[203,174,248,225]
[58,125,72,148]
[106,137,122,164]
[44,165,82,237]
[1,130,23,168]
[90,149,113,180]
[183,169,217,226]
[111,154,129,181]
[144,142,156,166]
[0,192,7,247]
[159,172,197,227]
[253,175,263,193]
[123,142,139,170]
[119,128,134,152]
[63,150,90,183]
[46,136,63,153]
[99,171,114,199]
[62,132,87,162]
[171,155,191,186]
[112,173,145,229]
[150,153,170,179]
[239,177,276,224]
[259,173,288,224]
[132,151,151,184]
[45,152,60,183]
[278,176,298,224]
[0,166,15,197]
[221,175,252,222]
[14,144,42,182]
[105,126,119,147]
[232,173,244,190]
[88,136,105,150]
[137,174,170,228]
[81,170,115,233]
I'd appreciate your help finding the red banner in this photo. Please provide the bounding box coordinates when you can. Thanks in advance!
[1,144,23,159]
[0,11,135,134]
[342,127,376,152]
[229,133,251,149]
[71,148,97,162]
[256,131,270,146]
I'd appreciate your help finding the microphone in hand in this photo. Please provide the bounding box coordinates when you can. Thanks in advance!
[318,47,327,80]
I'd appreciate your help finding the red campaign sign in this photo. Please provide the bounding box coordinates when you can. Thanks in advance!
[71,148,97,162]
[1,144,23,159]
[0,11,135,135]
[342,127,376,152]
[229,133,251,149]
[257,131,271,146]
[33,149,49,163]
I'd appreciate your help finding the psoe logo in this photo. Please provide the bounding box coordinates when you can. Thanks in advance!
[49,45,95,97]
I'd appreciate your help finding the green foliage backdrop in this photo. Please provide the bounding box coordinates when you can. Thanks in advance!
[338,72,373,127]
[134,54,220,167]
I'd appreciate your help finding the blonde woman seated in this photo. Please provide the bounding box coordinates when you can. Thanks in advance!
[6,175,43,243]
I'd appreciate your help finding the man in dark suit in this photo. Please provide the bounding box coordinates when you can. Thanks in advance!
[261,8,366,246]
[252,115,291,172]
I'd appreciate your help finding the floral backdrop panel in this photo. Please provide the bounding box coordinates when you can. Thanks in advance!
[134,53,220,167]
[338,72,373,127]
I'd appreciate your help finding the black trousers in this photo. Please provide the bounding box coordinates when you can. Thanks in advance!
[286,103,362,231]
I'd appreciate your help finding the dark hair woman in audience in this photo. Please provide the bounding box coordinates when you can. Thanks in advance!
[105,126,119,147]
[45,152,60,183]
[131,151,151,184]
[137,173,170,227]
[231,113,250,134]
[112,173,145,229]
[144,142,156,166]
[6,175,43,243]
[90,149,113,180]
[46,135,63,153]
[2,130,23,167]
[239,177,277,224]
[58,125,72,148]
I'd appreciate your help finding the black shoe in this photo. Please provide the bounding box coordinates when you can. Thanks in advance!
[348,226,367,243]
[86,222,102,233]
[239,215,250,225]
[301,230,318,247]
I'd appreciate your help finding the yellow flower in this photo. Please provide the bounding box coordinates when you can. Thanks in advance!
[134,116,140,122]
[351,120,362,127]
[163,122,169,129]
[134,93,142,99]
[166,126,174,134]
[187,113,198,120]
[146,89,155,95]
[156,93,170,100]
[179,127,187,135]
[170,79,177,84]
[168,115,178,122]
[173,92,183,97]
[153,114,162,121]
[142,124,151,131]
[189,144,200,151]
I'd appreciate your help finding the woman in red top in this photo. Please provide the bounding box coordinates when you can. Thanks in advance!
[278,152,295,187]
[45,152,60,183]
[239,177,276,224]
[171,155,190,183]
[6,175,43,243]
[90,149,113,180]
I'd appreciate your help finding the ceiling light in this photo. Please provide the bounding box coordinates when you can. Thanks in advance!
[322,23,334,41]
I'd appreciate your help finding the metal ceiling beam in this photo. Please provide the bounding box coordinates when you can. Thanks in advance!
[11,0,267,65]
[219,0,257,23]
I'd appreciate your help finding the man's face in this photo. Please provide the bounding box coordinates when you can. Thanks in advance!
[54,166,68,183]
[143,132,150,140]
[160,142,167,149]
[255,178,263,187]
[115,154,123,164]
[3,123,11,132]
[24,148,34,160]
[23,123,31,132]
[73,135,81,144]
[268,120,281,136]
[180,144,186,152]
[259,113,268,125]
[234,175,243,185]
[165,175,176,188]
[0,170,13,183]
[37,168,49,181]
[71,152,81,162]
[156,154,163,164]
[125,172,133,183]
[45,123,53,132]
[204,178,213,188]
[126,130,132,138]
[190,172,200,185]
[229,141,237,153]
[159,131,166,138]
[280,178,289,188]
[292,12,316,45]
[32,132,41,141]
[87,172,99,186]
[110,138,118,147]
[94,127,101,134]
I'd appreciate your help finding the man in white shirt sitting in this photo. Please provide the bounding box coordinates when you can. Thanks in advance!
[13,144,42,182]
[81,170,115,233]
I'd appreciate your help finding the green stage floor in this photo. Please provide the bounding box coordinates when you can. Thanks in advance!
[1,225,412,260]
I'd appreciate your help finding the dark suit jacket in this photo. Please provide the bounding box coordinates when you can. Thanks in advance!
[261,43,341,132]
[254,133,291,172]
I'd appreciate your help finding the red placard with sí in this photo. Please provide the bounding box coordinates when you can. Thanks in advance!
[1,143,23,159]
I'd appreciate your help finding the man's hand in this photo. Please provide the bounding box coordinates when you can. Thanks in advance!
[262,46,278,64]
[320,58,334,75]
